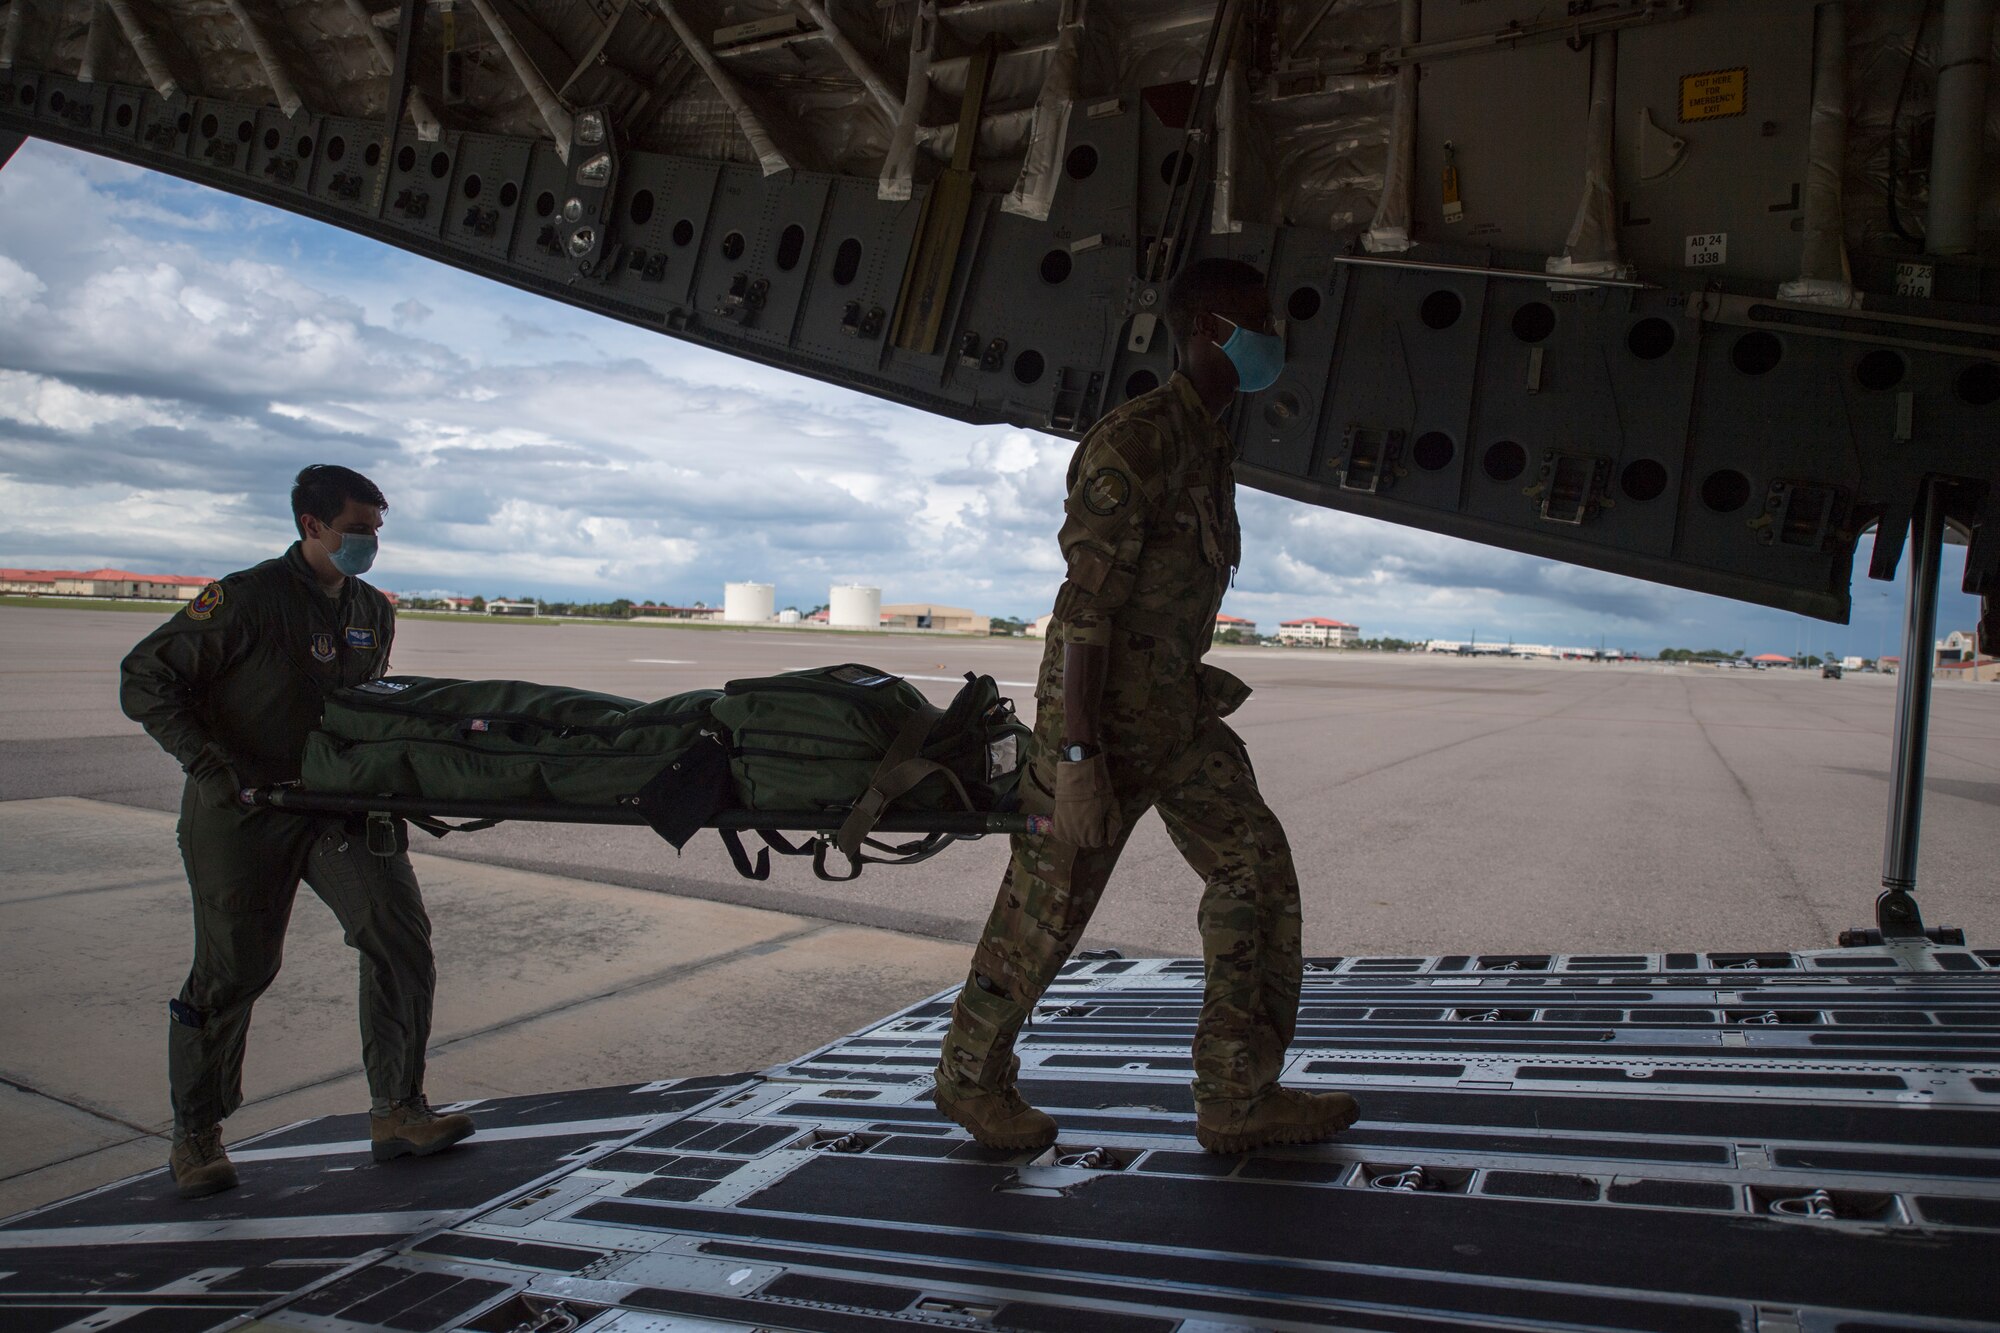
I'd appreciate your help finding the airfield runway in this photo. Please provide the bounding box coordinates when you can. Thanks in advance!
[7,605,1995,953]
[3,605,1996,1215]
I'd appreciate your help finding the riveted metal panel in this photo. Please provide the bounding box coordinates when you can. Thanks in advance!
[604,152,720,313]
[1680,325,1858,599]
[380,130,458,237]
[1050,103,1140,242]
[310,117,392,217]
[1614,0,1819,285]
[246,108,321,196]
[792,178,922,372]
[439,133,534,258]
[131,90,192,161]
[507,143,587,284]
[1309,264,1488,516]
[188,100,260,176]
[688,166,833,350]
[956,207,1119,427]
[31,76,101,136]
[1241,228,1349,481]
[102,85,144,142]
[1414,41,1591,258]
[1460,285,1692,556]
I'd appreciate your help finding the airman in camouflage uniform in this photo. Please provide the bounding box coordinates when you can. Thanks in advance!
[934,259,1359,1153]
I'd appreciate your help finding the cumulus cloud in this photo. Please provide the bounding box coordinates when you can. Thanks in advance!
[0,139,1982,654]
[0,255,44,318]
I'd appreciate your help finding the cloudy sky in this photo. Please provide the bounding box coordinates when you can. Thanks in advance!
[0,139,1980,656]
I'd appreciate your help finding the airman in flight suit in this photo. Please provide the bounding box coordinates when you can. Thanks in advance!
[933,258,1360,1154]
[120,465,474,1198]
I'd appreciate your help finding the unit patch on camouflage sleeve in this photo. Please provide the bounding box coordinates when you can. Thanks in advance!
[185,582,224,621]
[1082,467,1133,516]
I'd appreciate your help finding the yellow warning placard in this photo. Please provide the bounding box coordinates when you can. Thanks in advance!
[1680,67,1747,122]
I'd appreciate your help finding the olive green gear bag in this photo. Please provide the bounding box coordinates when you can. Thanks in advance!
[708,664,1029,858]
[301,676,720,807]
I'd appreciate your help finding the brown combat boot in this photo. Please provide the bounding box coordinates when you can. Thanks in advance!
[370,1095,476,1163]
[932,1068,1058,1152]
[169,1125,239,1200]
[1195,1086,1360,1154]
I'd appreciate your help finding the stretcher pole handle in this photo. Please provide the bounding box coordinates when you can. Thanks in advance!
[244,786,1051,838]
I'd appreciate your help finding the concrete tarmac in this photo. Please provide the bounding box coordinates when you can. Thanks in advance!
[8,605,1994,954]
[3,604,1996,1215]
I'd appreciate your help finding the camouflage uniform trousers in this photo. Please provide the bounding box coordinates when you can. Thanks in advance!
[938,716,1303,1107]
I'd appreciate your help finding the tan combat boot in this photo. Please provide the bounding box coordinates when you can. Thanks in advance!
[932,1067,1059,1152]
[1195,1086,1360,1154]
[169,1125,239,1200]
[370,1095,476,1163]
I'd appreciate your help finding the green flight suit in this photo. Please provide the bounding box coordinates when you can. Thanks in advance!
[120,544,435,1131]
[938,372,1306,1108]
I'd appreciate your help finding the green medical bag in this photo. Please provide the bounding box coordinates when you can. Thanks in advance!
[709,664,1029,856]
[301,676,720,805]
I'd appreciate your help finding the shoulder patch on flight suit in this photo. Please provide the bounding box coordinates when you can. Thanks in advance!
[185,582,224,621]
[346,627,377,649]
[310,631,336,663]
[1081,466,1132,517]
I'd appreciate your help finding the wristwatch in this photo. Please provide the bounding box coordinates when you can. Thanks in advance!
[1060,741,1100,763]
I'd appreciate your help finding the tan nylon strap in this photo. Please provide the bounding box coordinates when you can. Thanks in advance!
[835,701,942,857]
[836,756,976,859]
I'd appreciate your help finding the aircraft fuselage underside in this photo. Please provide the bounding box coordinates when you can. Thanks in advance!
[3,52,1995,625]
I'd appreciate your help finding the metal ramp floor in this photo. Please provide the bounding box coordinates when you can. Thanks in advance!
[4,948,1997,1333]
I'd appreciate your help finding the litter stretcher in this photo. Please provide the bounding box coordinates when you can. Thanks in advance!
[243,784,1049,882]
[249,664,1046,882]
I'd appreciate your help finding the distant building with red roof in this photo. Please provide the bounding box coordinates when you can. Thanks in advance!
[1749,653,1794,667]
[1277,616,1359,647]
[1938,657,2000,682]
[1,567,212,601]
[1215,612,1259,637]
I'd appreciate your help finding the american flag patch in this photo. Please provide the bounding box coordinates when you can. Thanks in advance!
[468,719,490,732]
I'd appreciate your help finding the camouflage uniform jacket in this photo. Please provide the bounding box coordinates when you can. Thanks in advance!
[120,543,397,787]
[1039,371,1249,748]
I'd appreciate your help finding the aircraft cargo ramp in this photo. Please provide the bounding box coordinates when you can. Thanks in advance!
[3,950,1996,1333]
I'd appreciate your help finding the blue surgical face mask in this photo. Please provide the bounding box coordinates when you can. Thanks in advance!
[1216,316,1286,393]
[326,531,378,577]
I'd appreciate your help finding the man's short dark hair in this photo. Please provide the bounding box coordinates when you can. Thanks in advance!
[292,464,387,536]
[1164,257,1268,344]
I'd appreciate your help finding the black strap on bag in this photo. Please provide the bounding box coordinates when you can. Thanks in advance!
[408,813,504,839]
[813,828,962,881]
[719,828,771,880]
[718,825,818,881]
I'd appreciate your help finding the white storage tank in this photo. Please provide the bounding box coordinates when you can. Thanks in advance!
[829,584,881,629]
[724,581,775,623]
